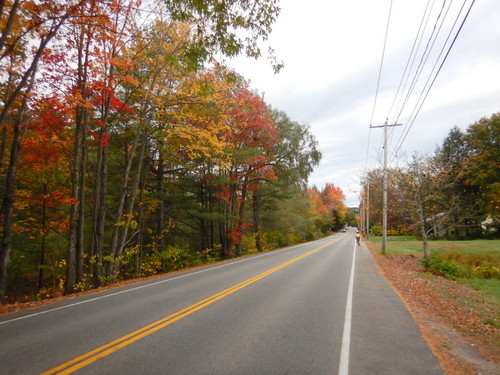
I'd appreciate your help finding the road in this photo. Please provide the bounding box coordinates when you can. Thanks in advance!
[0,231,444,374]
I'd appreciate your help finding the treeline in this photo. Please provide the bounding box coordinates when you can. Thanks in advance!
[0,1,350,302]
[360,113,499,257]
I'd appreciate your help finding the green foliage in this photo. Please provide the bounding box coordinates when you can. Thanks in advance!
[264,231,289,249]
[438,249,500,279]
[472,263,500,279]
[164,0,283,71]
[422,255,464,280]
[370,224,383,236]
[241,233,258,254]
[461,279,500,300]
[140,246,211,276]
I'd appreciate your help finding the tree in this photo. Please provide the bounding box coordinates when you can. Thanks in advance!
[15,96,73,293]
[0,0,286,300]
[164,0,283,72]
[0,0,89,301]
[321,183,347,230]
[434,126,483,237]
[394,153,460,259]
[251,109,321,250]
[464,114,500,219]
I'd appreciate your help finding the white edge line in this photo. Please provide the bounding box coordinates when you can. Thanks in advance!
[0,236,336,325]
[338,239,357,375]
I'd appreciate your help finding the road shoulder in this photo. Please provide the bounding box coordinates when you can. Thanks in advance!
[365,242,499,375]
[350,242,444,375]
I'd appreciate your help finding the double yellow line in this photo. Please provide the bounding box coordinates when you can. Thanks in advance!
[42,238,338,375]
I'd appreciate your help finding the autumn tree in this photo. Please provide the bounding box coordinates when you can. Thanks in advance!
[0,0,288,300]
[250,109,321,251]
[14,97,73,293]
[321,183,347,230]
[0,0,90,301]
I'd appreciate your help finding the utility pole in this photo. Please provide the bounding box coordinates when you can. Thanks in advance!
[366,183,370,240]
[370,119,402,254]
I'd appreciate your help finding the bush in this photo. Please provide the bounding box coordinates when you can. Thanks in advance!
[140,246,204,276]
[265,231,288,249]
[240,233,258,255]
[472,262,500,279]
[422,255,464,280]
[370,224,382,236]
[439,249,500,279]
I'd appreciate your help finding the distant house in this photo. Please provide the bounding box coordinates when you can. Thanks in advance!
[426,212,484,238]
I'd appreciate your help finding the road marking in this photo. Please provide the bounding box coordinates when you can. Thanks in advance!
[338,240,357,375]
[41,238,339,375]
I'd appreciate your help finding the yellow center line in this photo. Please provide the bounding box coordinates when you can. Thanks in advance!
[41,238,339,375]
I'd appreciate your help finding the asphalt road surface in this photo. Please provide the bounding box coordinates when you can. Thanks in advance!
[0,231,444,374]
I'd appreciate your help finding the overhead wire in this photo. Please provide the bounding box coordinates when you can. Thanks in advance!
[390,0,476,162]
[393,0,450,124]
[389,0,453,156]
[364,0,394,171]
[386,0,436,153]
[387,0,435,123]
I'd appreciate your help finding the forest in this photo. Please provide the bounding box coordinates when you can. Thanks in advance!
[0,1,354,302]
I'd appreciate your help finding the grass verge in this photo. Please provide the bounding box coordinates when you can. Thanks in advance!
[369,237,500,299]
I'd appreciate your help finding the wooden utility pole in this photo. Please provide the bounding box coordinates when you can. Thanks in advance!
[366,183,370,240]
[370,120,402,254]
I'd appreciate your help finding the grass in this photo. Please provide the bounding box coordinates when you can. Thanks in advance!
[461,278,500,300]
[369,236,499,256]
[369,236,500,300]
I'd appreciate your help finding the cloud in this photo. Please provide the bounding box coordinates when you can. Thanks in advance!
[228,0,500,207]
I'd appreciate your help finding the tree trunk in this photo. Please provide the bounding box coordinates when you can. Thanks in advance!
[65,110,83,295]
[0,72,35,302]
[38,185,47,292]
[65,28,89,294]
[417,197,430,260]
[156,151,166,254]
[91,138,107,287]
[134,179,146,276]
[0,107,25,301]
[76,114,87,284]
[113,133,147,273]
[236,178,248,256]
[252,188,263,252]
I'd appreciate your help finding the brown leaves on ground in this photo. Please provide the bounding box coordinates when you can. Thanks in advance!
[367,244,499,375]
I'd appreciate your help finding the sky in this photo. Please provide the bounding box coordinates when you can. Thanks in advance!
[227,0,500,207]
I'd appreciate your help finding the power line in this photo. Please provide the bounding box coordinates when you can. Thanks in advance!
[391,0,476,161]
[387,0,435,123]
[364,0,394,170]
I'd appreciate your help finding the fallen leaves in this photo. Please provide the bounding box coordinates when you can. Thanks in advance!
[367,244,499,375]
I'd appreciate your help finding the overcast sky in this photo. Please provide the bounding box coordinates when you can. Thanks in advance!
[227,0,500,207]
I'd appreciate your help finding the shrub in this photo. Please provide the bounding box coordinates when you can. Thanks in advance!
[472,262,500,279]
[370,224,382,236]
[439,249,500,279]
[241,233,258,255]
[265,231,288,249]
[422,255,464,280]
[140,246,204,276]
